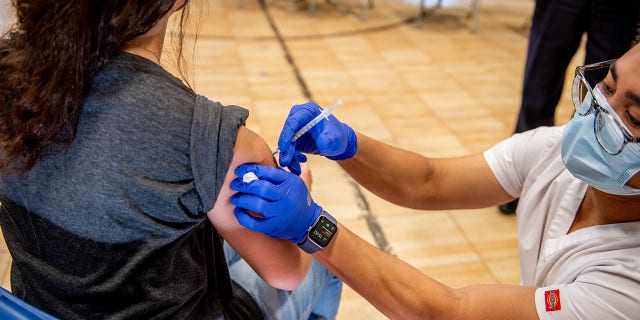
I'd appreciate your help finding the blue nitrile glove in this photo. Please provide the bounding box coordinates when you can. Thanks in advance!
[278,102,357,175]
[230,163,322,244]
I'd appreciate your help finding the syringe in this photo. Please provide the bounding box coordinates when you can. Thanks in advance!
[273,98,343,156]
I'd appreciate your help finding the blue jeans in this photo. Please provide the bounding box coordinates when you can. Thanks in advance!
[224,242,343,320]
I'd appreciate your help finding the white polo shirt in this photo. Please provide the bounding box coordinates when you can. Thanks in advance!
[484,126,640,319]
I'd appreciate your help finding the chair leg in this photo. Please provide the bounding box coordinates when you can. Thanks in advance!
[470,0,481,32]
[417,0,426,26]
[361,0,370,21]
[308,0,316,14]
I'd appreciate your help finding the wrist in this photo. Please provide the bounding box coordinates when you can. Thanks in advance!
[297,210,338,254]
[327,127,357,161]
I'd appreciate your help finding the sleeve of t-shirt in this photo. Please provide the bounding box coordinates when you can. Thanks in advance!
[483,126,564,198]
[534,267,639,320]
[190,95,249,213]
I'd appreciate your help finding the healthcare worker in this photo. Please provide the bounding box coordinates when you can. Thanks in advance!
[229,33,640,319]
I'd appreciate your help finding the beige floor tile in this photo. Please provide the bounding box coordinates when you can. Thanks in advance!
[485,256,523,285]
[420,261,497,288]
[449,208,519,261]
[336,285,386,320]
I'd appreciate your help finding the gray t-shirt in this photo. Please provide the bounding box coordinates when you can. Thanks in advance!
[0,52,261,319]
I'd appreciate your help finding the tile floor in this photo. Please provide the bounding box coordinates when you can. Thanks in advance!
[0,0,586,318]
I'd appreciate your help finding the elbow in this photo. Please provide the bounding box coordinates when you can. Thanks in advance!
[260,255,311,290]
[262,266,308,290]
[389,184,435,210]
[266,273,306,291]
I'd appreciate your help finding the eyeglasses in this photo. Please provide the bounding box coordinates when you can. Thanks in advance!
[572,59,640,155]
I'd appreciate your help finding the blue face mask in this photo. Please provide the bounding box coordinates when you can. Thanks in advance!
[561,91,640,196]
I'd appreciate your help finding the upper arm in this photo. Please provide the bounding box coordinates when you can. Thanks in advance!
[456,279,638,320]
[206,125,311,290]
[453,284,538,320]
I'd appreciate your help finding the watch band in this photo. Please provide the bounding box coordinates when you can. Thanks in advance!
[298,210,338,254]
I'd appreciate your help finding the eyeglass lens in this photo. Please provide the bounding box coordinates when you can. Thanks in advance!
[572,75,592,115]
[572,62,629,154]
[595,109,626,154]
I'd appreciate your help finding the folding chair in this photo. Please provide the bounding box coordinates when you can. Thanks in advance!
[418,0,482,32]
[0,287,58,320]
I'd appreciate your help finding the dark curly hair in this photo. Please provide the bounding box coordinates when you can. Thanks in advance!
[0,0,191,174]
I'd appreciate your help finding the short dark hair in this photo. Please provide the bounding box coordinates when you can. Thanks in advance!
[634,25,640,47]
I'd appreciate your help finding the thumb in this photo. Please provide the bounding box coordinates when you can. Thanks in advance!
[250,165,292,184]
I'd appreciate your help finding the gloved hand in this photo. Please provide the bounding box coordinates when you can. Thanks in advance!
[278,102,357,175]
[230,163,322,244]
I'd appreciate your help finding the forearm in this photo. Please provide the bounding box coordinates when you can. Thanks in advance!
[314,224,461,319]
[338,133,436,209]
[338,133,512,209]
[338,133,448,209]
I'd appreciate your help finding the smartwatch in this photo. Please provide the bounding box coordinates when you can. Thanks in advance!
[298,210,338,254]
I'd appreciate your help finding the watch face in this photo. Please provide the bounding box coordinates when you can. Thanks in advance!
[308,216,337,247]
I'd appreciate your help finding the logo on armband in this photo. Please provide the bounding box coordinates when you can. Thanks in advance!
[544,289,561,311]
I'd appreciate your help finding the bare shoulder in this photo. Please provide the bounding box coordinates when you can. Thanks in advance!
[232,126,276,168]
[208,125,275,223]
[208,125,275,225]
